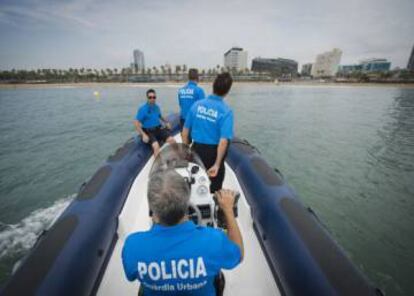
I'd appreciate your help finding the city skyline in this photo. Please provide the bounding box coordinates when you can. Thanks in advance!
[0,0,413,70]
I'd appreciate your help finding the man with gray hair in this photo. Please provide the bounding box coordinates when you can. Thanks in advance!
[122,169,244,296]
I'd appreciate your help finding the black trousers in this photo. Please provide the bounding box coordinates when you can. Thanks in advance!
[192,142,225,193]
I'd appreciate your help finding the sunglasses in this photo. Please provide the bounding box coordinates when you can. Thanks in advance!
[148,95,156,99]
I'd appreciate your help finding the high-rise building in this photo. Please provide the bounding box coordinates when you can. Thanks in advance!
[224,47,248,71]
[311,48,342,77]
[133,49,145,72]
[251,58,298,77]
[360,58,391,72]
[301,63,313,76]
[407,45,414,71]
[337,64,363,75]
[338,59,391,75]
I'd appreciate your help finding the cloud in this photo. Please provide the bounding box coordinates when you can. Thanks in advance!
[0,1,98,30]
[0,0,413,69]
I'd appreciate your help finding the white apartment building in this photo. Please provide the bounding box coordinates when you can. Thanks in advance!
[311,48,342,77]
[224,47,248,71]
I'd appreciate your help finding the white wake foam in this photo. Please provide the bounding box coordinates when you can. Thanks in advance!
[0,196,74,259]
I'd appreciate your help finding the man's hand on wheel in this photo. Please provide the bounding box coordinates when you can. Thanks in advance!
[215,189,236,213]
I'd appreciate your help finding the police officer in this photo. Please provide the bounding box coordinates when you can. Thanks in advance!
[182,73,233,193]
[122,170,243,296]
[178,68,206,142]
[134,89,175,157]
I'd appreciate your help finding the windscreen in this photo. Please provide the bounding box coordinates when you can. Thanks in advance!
[150,143,205,176]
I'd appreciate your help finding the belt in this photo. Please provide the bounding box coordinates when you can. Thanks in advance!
[193,142,218,149]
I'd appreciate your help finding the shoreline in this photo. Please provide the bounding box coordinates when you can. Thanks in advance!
[1,81,414,89]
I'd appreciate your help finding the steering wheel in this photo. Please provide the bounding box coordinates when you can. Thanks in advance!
[188,201,203,226]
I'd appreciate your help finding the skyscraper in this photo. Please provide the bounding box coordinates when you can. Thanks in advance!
[224,47,248,71]
[408,45,414,71]
[301,63,313,76]
[311,48,342,77]
[133,49,145,72]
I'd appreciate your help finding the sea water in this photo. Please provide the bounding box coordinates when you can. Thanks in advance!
[0,84,413,295]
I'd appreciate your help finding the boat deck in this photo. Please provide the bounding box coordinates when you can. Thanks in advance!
[97,136,281,296]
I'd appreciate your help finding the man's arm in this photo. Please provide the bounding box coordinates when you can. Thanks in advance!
[159,115,167,123]
[134,120,149,143]
[159,115,171,129]
[182,109,194,145]
[208,110,233,177]
[122,238,138,281]
[207,138,228,177]
[216,189,244,260]
[182,127,190,145]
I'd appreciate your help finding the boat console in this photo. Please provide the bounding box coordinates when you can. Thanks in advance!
[150,143,239,227]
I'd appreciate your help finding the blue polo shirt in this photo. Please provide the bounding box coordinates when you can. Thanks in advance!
[122,221,241,296]
[184,95,233,145]
[135,102,162,129]
[178,81,206,120]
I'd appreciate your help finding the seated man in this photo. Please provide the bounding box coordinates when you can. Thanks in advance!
[134,89,175,156]
[122,170,244,296]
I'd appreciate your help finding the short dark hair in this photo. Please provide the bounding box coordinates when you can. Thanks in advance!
[146,89,156,97]
[188,68,199,81]
[213,72,233,96]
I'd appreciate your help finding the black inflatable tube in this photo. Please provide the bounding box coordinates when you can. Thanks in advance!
[226,138,381,296]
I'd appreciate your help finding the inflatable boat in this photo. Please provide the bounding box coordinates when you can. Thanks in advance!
[1,114,381,296]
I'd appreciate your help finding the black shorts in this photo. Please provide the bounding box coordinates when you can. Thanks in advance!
[180,118,192,143]
[143,126,170,145]
[192,142,226,193]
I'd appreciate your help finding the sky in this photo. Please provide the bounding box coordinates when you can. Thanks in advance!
[0,0,413,70]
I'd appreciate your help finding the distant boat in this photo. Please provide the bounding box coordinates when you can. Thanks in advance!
[1,114,381,296]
